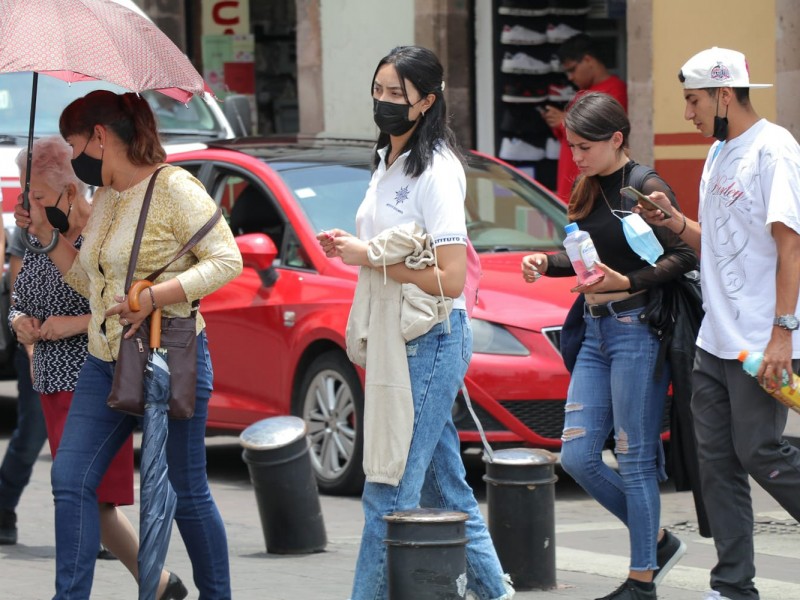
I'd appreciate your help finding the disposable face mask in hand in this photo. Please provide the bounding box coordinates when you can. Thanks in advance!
[620,212,664,266]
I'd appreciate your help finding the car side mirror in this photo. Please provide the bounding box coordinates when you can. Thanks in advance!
[236,233,278,279]
[223,94,253,137]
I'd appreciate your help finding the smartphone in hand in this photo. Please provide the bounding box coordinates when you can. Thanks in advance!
[620,186,673,219]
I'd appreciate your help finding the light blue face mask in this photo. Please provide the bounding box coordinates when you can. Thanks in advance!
[612,209,664,266]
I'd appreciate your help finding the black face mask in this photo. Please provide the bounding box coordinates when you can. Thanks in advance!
[713,93,729,142]
[71,136,104,187]
[373,98,419,136]
[45,190,71,234]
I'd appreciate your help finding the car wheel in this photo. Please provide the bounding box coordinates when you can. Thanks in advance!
[297,351,364,495]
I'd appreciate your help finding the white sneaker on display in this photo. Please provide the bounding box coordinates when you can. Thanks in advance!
[501,52,552,75]
[546,23,583,43]
[545,137,560,160]
[500,24,546,45]
[499,138,545,162]
[548,83,576,102]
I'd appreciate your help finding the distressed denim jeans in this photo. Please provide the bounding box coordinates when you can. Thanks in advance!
[51,332,231,599]
[351,310,510,600]
[560,306,669,572]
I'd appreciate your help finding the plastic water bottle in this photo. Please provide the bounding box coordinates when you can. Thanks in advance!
[738,350,800,414]
[563,223,604,286]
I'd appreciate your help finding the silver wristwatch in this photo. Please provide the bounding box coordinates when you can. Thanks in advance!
[773,314,800,331]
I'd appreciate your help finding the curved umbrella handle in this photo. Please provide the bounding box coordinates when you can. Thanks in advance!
[129,280,162,348]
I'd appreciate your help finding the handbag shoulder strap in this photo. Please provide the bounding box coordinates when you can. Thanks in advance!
[124,166,168,294]
[124,166,223,291]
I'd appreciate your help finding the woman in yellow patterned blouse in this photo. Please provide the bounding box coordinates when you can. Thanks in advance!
[14,90,243,599]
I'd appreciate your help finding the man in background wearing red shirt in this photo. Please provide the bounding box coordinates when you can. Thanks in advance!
[543,33,628,202]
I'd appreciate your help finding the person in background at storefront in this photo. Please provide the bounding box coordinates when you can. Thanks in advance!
[542,33,628,202]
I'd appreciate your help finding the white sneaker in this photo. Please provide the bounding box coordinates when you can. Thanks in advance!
[702,591,733,600]
[499,138,545,162]
[546,23,583,43]
[500,24,546,45]
[549,53,562,72]
[501,52,552,75]
[545,137,560,160]
[548,83,576,102]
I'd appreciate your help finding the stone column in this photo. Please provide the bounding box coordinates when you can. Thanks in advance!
[296,0,324,135]
[626,0,654,168]
[776,0,800,138]
[415,0,474,148]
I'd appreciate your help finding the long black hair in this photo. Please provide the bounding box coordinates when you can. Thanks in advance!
[371,46,463,177]
[564,91,630,220]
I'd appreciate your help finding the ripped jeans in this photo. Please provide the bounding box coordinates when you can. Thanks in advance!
[560,305,669,572]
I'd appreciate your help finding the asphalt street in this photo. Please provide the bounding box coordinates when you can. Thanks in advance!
[0,381,798,599]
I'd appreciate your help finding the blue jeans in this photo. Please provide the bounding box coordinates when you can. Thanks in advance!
[0,349,47,512]
[560,305,669,572]
[351,310,509,600]
[51,332,230,599]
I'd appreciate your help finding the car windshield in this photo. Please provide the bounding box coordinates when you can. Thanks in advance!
[0,72,225,142]
[277,153,567,252]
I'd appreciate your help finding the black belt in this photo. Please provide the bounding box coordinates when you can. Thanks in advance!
[586,293,649,318]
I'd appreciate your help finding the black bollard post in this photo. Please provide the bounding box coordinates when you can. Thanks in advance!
[384,508,469,599]
[483,448,558,590]
[240,416,327,554]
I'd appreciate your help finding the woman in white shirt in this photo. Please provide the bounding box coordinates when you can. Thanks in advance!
[318,46,513,600]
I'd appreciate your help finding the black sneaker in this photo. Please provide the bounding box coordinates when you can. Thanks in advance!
[654,529,687,585]
[596,580,657,600]
[0,509,17,545]
[96,544,117,560]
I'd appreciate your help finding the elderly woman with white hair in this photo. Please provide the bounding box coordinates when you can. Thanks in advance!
[11,136,187,599]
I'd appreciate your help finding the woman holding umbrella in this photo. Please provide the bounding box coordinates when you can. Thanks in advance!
[14,91,242,599]
[11,136,186,598]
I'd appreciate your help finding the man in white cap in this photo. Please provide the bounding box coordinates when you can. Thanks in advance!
[640,46,800,600]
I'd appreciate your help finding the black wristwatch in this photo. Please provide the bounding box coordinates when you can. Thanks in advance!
[773,314,800,331]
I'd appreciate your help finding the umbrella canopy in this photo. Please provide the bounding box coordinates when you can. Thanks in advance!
[129,279,177,600]
[0,0,208,103]
[0,0,211,252]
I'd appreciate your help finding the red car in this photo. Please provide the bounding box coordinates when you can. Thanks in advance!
[168,137,578,494]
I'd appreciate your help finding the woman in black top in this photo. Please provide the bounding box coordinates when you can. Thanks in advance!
[521,92,697,600]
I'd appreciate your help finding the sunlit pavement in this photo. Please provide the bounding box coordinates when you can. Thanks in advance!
[1,381,798,599]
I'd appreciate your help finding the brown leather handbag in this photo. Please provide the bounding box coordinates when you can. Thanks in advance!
[106,167,222,419]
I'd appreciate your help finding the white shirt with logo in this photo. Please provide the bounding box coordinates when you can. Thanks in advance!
[356,145,468,309]
[697,119,800,358]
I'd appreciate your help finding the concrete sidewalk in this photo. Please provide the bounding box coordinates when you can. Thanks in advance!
[1,431,799,600]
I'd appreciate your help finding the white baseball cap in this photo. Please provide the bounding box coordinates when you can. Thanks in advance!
[679,47,772,89]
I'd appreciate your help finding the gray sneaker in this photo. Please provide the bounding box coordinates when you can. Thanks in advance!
[0,509,17,545]
[654,529,687,585]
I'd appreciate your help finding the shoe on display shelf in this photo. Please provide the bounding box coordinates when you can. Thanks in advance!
[499,137,546,162]
[498,0,549,17]
[502,84,548,103]
[545,137,560,160]
[501,52,552,75]
[548,82,576,102]
[546,22,583,43]
[549,0,591,15]
[500,24,547,45]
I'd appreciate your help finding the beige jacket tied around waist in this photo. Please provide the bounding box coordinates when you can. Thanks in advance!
[346,222,453,486]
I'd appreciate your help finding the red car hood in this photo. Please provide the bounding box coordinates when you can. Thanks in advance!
[474,252,575,331]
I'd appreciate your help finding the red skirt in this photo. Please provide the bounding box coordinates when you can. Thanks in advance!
[39,391,135,506]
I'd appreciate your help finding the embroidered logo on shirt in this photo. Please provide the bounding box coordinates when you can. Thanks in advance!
[394,186,410,205]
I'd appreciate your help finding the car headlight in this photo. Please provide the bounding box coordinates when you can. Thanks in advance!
[471,319,529,356]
